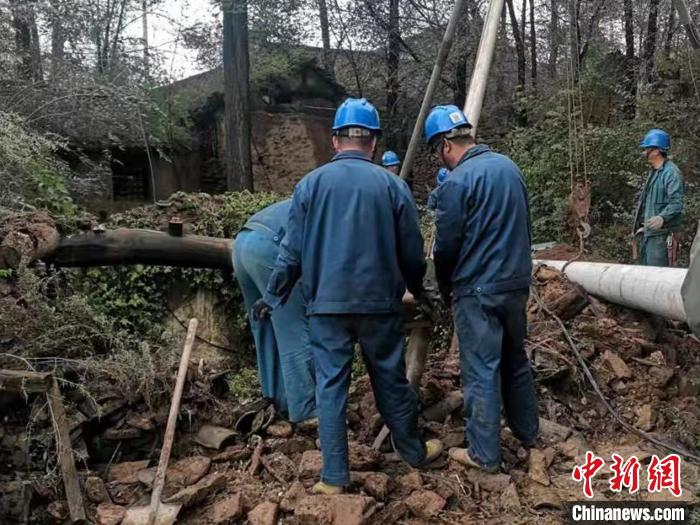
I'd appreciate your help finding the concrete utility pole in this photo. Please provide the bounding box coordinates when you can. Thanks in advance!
[463,0,506,133]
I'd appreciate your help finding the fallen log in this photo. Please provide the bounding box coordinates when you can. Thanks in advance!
[46,229,233,271]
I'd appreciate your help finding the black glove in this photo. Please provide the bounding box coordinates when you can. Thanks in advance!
[252,298,272,321]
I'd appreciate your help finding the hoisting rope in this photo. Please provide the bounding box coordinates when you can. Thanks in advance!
[564,0,591,270]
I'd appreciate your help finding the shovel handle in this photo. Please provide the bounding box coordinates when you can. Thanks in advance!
[147,318,198,525]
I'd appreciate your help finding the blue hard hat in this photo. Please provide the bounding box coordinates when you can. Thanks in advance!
[333,98,381,132]
[640,129,671,151]
[436,167,450,185]
[382,150,401,167]
[424,105,471,144]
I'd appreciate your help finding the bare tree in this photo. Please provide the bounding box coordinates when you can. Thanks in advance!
[49,0,65,79]
[505,0,526,89]
[530,0,537,88]
[223,0,253,191]
[9,0,43,81]
[386,0,401,150]
[664,7,676,57]
[317,0,334,76]
[641,0,661,83]
[624,0,634,58]
[548,0,559,78]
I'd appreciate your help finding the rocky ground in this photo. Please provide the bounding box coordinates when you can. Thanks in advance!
[2,261,700,525]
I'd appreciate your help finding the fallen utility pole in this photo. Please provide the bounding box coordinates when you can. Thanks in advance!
[399,0,467,181]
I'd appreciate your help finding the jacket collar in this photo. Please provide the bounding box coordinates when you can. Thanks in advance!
[331,150,374,163]
[456,144,491,168]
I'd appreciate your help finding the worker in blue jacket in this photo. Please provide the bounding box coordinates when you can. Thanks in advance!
[634,129,684,266]
[427,167,450,211]
[254,98,443,494]
[232,200,317,424]
[382,150,401,175]
[424,105,539,473]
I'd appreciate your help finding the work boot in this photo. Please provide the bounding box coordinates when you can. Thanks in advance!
[448,447,499,473]
[424,439,444,463]
[312,481,345,495]
[296,417,319,433]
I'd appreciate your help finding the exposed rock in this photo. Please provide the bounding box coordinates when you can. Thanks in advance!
[635,404,655,431]
[266,421,293,438]
[194,425,237,450]
[500,483,522,512]
[538,417,572,445]
[348,443,382,471]
[404,490,446,519]
[271,436,316,455]
[47,500,69,521]
[163,472,226,508]
[248,501,279,525]
[125,412,155,431]
[85,476,111,504]
[280,481,307,513]
[369,501,408,525]
[529,483,563,510]
[557,434,590,459]
[351,472,391,500]
[262,452,297,483]
[466,470,512,492]
[295,495,376,525]
[106,482,141,506]
[528,449,550,486]
[295,495,333,525]
[211,494,242,523]
[299,450,324,478]
[397,471,423,493]
[442,431,465,449]
[603,350,632,379]
[96,503,126,525]
[213,444,252,463]
[138,456,211,491]
[678,374,700,398]
[650,367,675,388]
[107,460,150,484]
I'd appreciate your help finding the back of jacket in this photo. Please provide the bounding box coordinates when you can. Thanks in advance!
[434,145,532,298]
[264,151,426,315]
[243,199,291,241]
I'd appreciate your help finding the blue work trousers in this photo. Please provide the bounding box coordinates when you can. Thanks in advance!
[453,289,539,470]
[309,314,425,486]
[640,235,669,266]
[232,229,317,422]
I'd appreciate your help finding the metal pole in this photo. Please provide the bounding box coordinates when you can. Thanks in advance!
[463,0,506,133]
[399,0,467,180]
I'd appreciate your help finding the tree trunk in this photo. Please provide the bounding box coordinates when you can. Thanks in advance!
[672,0,700,49]
[29,5,42,81]
[548,0,558,78]
[505,0,526,89]
[142,0,149,75]
[530,0,537,88]
[317,0,333,76]
[50,0,65,79]
[10,0,36,80]
[569,0,580,80]
[642,0,661,83]
[223,0,254,191]
[385,0,401,150]
[664,7,676,56]
[624,0,635,58]
[520,0,527,48]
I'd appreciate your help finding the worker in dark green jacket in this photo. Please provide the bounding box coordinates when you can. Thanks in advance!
[634,129,684,267]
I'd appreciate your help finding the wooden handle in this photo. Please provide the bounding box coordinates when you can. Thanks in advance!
[147,318,198,525]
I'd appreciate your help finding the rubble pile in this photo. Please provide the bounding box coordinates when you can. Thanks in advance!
[2,265,700,525]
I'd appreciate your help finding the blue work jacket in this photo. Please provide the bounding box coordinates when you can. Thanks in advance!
[242,199,291,243]
[633,160,684,238]
[264,150,426,315]
[433,144,532,299]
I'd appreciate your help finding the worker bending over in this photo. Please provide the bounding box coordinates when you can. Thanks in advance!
[254,98,443,494]
[232,200,317,424]
[425,105,538,473]
[381,150,401,174]
[634,129,684,267]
